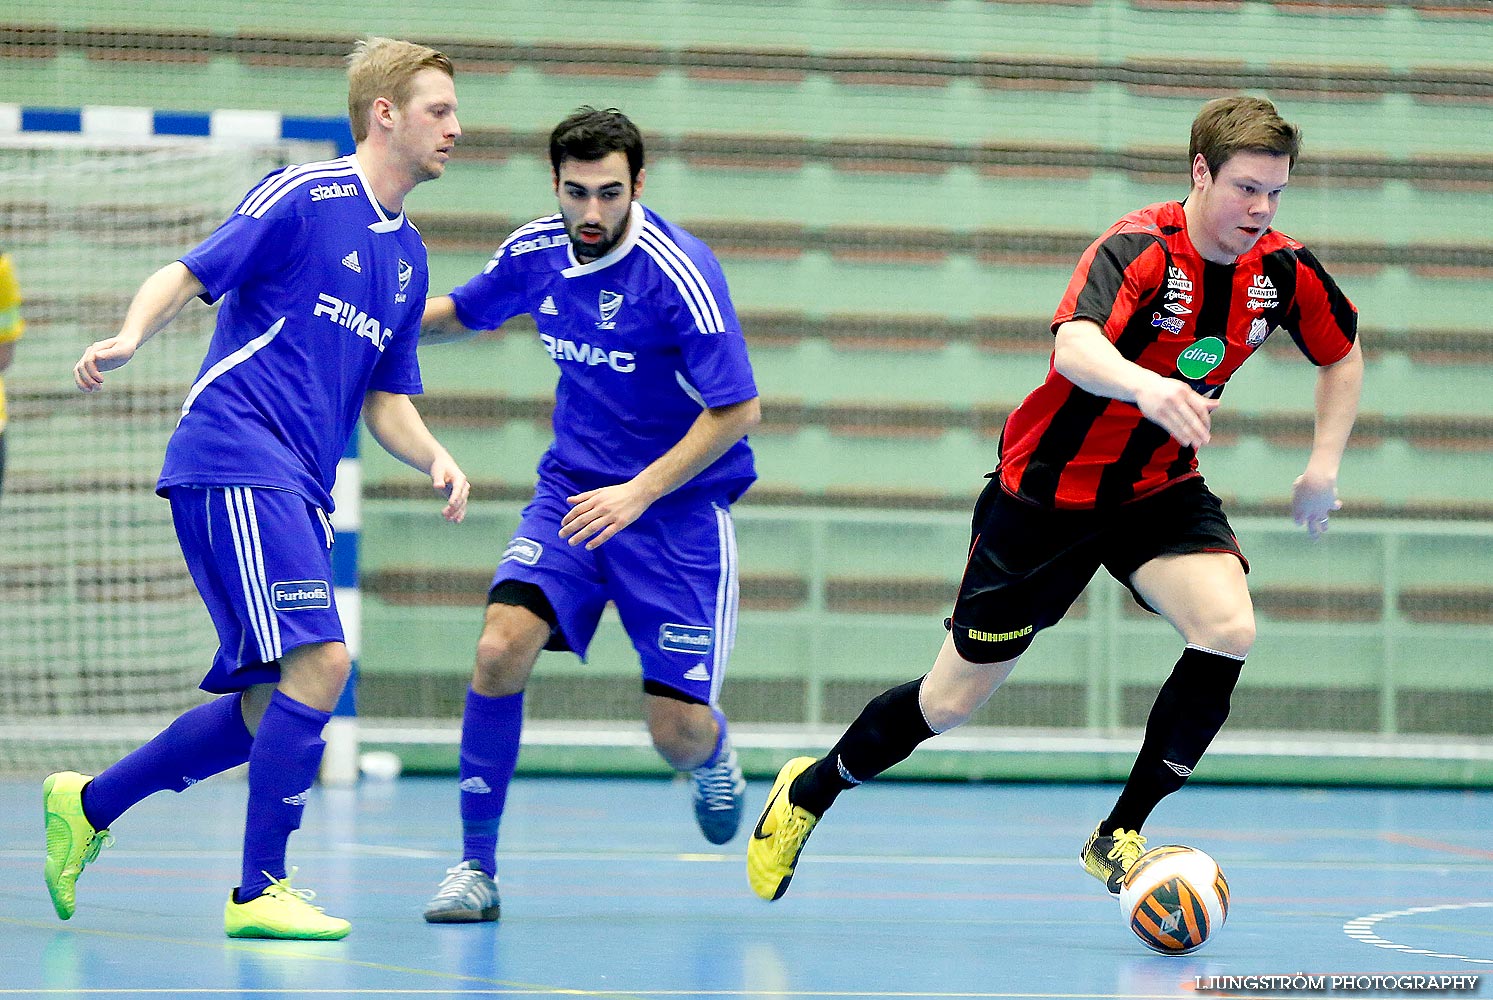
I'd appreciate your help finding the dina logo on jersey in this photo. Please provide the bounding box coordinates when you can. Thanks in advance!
[501,537,543,566]
[597,290,624,330]
[271,580,331,611]
[314,293,392,351]
[1177,336,1226,379]
[659,623,713,654]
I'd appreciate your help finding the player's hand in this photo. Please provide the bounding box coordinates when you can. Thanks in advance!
[73,334,142,392]
[431,455,470,523]
[560,482,656,550]
[1135,377,1220,450]
[1291,471,1341,541]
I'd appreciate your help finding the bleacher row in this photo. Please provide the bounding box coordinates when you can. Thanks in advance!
[7,0,1493,736]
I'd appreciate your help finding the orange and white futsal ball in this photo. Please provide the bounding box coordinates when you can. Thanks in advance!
[1118,845,1230,955]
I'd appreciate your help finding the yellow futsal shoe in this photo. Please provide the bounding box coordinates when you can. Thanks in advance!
[224,872,351,940]
[747,756,820,901]
[1080,824,1147,895]
[43,771,113,920]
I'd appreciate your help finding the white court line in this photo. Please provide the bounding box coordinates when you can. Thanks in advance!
[0,992,1245,998]
[4,847,1493,875]
[1343,901,1493,965]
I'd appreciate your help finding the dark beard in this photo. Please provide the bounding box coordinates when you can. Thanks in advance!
[570,227,621,262]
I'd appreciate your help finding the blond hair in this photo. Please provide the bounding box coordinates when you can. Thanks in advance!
[1189,95,1301,175]
[346,37,454,143]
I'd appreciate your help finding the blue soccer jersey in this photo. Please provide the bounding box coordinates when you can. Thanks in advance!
[159,154,427,510]
[449,202,757,502]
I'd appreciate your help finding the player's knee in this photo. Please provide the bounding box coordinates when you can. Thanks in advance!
[472,627,537,696]
[920,685,978,732]
[647,707,715,770]
[1191,608,1256,658]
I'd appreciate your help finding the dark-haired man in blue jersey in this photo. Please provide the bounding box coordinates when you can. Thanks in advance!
[55,36,470,940]
[419,107,761,923]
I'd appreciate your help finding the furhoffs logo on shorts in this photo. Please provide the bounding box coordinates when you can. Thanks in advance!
[658,623,713,654]
[271,580,331,611]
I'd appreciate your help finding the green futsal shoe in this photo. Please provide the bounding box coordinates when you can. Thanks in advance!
[225,871,350,940]
[43,771,113,920]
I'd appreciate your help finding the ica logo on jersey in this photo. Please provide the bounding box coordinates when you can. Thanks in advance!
[314,292,392,351]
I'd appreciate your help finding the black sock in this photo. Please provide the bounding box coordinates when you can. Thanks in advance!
[1103,645,1244,833]
[791,676,937,817]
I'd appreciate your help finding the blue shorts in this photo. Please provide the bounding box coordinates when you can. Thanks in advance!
[491,479,739,706]
[168,486,344,694]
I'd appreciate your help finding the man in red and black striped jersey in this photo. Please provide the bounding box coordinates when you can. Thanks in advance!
[748,95,1364,903]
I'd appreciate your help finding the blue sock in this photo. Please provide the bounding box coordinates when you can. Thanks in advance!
[83,693,254,830]
[700,705,729,768]
[239,690,330,902]
[459,689,524,875]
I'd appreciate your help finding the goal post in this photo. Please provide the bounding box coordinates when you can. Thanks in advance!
[0,130,350,777]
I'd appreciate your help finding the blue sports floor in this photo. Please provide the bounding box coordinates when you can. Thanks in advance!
[3,773,1492,999]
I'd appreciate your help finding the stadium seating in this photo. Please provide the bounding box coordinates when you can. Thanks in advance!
[7,0,1493,738]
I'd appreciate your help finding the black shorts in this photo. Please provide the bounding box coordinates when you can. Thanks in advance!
[949,475,1248,662]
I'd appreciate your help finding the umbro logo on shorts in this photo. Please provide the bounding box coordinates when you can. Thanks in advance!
[1163,760,1194,778]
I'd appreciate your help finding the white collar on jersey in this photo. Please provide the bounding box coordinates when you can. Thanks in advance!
[347,153,407,234]
[561,201,643,278]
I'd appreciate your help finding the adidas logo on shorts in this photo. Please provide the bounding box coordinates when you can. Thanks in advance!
[459,776,492,794]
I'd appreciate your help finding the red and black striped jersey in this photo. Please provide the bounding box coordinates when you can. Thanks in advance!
[997,200,1357,509]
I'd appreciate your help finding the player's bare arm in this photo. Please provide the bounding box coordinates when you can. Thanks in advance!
[560,396,761,550]
[1292,338,1364,540]
[74,262,206,392]
[418,294,481,346]
[362,389,471,523]
[1054,320,1220,450]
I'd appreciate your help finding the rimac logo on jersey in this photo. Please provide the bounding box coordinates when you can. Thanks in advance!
[271,580,331,611]
[501,537,543,566]
[309,181,359,202]
[659,623,714,654]
[597,290,624,330]
[314,293,392,351]
[540,334,636,373]
[396,258,413,303]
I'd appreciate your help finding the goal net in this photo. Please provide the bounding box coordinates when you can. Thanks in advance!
[0,136,299,775]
